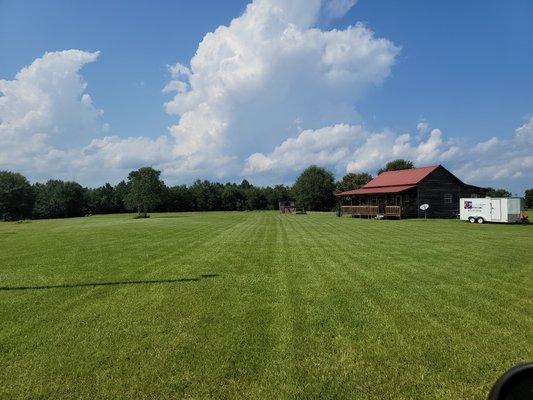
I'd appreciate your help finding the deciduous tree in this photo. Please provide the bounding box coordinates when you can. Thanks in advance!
[0,171,35,221]
[124,167,166,217]
[33,180,85,219]
[486,187,512,198]
[525,188,533,209]
[335,172,373,193]
[378,159,414,175]
[292,165,336,211]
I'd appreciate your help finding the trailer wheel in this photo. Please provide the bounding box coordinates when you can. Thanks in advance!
[476,217,485,224]
[468,217,476,223]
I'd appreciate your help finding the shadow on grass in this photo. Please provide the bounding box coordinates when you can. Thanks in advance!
[0,274,218,291]
[151,215,191,219]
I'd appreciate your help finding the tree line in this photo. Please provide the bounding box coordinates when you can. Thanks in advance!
[1,159,530,221]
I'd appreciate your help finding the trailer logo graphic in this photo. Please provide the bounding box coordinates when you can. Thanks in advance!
[464,201,473,209]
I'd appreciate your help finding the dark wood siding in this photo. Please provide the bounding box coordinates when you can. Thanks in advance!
[401,189,419,217]
[417,166,487,218]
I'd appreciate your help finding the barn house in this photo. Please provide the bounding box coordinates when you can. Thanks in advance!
[337,165,488,218]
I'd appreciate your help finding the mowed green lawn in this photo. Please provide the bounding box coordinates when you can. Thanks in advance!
[1,212,531,399]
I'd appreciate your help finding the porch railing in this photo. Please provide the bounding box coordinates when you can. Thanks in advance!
[384,205,401,217]
[341,205,402,218]
[341,205,377,216]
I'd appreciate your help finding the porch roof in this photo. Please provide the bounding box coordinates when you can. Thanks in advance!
[336,184,416,197]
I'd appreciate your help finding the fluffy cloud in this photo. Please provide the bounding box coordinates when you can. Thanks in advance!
[0,50,169,184]
[1,1,531,192]
[246,116,532,191]
[344,128,459,172]
[0,1,401,184]
[474,137,499,154]
[454,118,533,186]
[0,50,102,169]
[243,124,460,178]
[83,136,171,170]
[163,0,400,178]
[243,124,364,175]
[323,0,358,20]
[515,117,533,144]
[416,121,428,135]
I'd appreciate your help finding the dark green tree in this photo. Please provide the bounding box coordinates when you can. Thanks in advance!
[221,184,246,210]
[33,180,86,219]
[114,180,129,212]
[239,179,252,190]
[124,167,166,217]
[377,159,414,175]
[273,185,291,202]
[247,187,268,210]
[487,187,512,198]
[189,180,223,211]
[525,189,533,210]
[165,185,195,211]
[335,172,373,193]
[0,171,35,221]
[262,187,276,210]
[85,183,121,214]
[291,165,336,211]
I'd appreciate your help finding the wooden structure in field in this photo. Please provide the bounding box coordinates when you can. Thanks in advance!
[336,165,487,219]
[279,201,306,215]
[279,201,295,214]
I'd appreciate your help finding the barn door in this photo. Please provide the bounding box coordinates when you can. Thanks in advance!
[491,199,502,221]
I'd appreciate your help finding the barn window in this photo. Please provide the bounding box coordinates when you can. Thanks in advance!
[444,193,452,204]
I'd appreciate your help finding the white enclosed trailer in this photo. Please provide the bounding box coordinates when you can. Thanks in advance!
[460,197,524,224]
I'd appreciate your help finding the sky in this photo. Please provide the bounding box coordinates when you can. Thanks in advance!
[1,0,532,194]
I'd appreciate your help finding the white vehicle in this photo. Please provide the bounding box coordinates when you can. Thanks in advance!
[460,197,524,224]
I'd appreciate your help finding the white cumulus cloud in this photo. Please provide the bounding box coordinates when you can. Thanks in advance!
[515,117,533,144]
[244,123,461,180]
[0,50,102,176]
[163,0,400,179]
[1,1,531,193]
[323,0,358,20]
[416,121,428,135]
[455,118,533,187]
[243,124,364,175]
[0,50,169,185]
[344,128,459,173]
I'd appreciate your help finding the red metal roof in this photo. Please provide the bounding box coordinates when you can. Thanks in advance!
[364,165,439,187]
[336,165,441,197]
[337,185,416,197]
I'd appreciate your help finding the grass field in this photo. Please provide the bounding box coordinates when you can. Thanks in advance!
[1,212,532,399]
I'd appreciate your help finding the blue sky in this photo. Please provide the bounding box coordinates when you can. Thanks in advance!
[1,0,532,193]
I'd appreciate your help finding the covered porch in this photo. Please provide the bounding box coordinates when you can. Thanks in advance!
[340,204,402,218]
[337,185,418,219]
